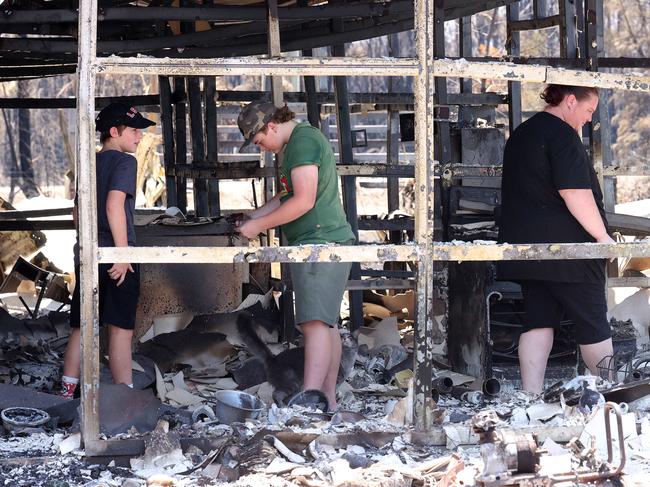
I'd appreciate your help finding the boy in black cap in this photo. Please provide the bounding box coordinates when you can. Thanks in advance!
[60,103,155,398]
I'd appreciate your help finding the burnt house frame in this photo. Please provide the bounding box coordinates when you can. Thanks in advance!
[0,0,649,455]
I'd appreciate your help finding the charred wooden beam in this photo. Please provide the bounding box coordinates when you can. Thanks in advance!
[0,219,74,231]
[0,94,160,109]
[508,14,562,32]
[445,0,520,20]
[0,11,410,54]
[0,14,413,60]
[166,162,415,180]
[0,2,412,24]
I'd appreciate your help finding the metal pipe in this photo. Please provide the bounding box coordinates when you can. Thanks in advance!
[451,386,483,405]
[432,377,453,394]
[482,378,501,397]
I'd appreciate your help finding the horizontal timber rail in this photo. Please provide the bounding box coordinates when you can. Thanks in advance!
[433,59,650,93]
[97,57,650,92]
[439,164,650,178]
[168,163,415,180]
[96,56,419,77]
[97,242,650,265]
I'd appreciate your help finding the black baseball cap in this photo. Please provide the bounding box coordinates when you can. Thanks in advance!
[95,103,156,132]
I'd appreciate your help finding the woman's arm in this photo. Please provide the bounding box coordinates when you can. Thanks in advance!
[559,188,613,243]
[239,165,318,238]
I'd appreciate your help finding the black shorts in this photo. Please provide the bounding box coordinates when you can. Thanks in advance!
[70,263,140,330]
[519,280,611,345]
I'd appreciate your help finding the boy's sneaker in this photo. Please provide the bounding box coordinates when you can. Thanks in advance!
[59,376,79,399]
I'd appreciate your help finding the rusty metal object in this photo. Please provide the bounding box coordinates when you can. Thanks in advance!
[472,411,542,486]
[549,402,626,484]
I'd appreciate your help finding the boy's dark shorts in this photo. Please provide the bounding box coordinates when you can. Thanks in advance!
[70,263,140,330]
[519,280,611,345]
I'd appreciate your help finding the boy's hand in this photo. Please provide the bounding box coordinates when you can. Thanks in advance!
[238,219,263,239]
[108,263,134,286]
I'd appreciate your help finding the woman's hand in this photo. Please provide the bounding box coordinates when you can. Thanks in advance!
[238,218,264,239]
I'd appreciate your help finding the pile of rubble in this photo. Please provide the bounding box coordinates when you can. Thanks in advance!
[1,253,650,485]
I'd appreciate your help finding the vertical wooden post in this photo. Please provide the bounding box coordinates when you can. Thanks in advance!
[332,24,363,331]
[459,16,473,94]
[188,77,208,216]
[204,76,220,216]
[159,76,177,208]
[413,0,435,430]
[386,33,401,222]
[507,3,522,130]
[174,77,188,213]
[77,0,100,445]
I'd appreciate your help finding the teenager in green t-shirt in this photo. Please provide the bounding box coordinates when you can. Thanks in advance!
[235,100,354,411]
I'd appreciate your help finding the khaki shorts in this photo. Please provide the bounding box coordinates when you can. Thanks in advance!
[289,261,352,327]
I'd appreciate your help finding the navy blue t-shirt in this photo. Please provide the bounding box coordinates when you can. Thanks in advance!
[96,150,137,247]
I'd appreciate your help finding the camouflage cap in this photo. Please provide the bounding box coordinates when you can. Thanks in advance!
[237,100,278,152]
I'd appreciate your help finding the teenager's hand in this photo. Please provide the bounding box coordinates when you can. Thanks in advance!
[226,212,251,228]
[108,262,134,286]
[238,219,264,239]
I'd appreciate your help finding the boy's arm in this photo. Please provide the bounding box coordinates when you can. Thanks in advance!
[106,190,133,285]
[238,165,318,238]
[250,193,282,219]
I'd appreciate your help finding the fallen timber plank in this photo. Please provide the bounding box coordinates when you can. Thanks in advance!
[98,241,650,265]
[607,212,650,237]
[608,277,650,288]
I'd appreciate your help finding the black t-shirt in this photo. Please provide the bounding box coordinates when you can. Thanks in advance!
[497,111,607,283]
[96,150,137,247]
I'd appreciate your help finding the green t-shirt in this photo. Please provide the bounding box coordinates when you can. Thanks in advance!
[279,122,355,245]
